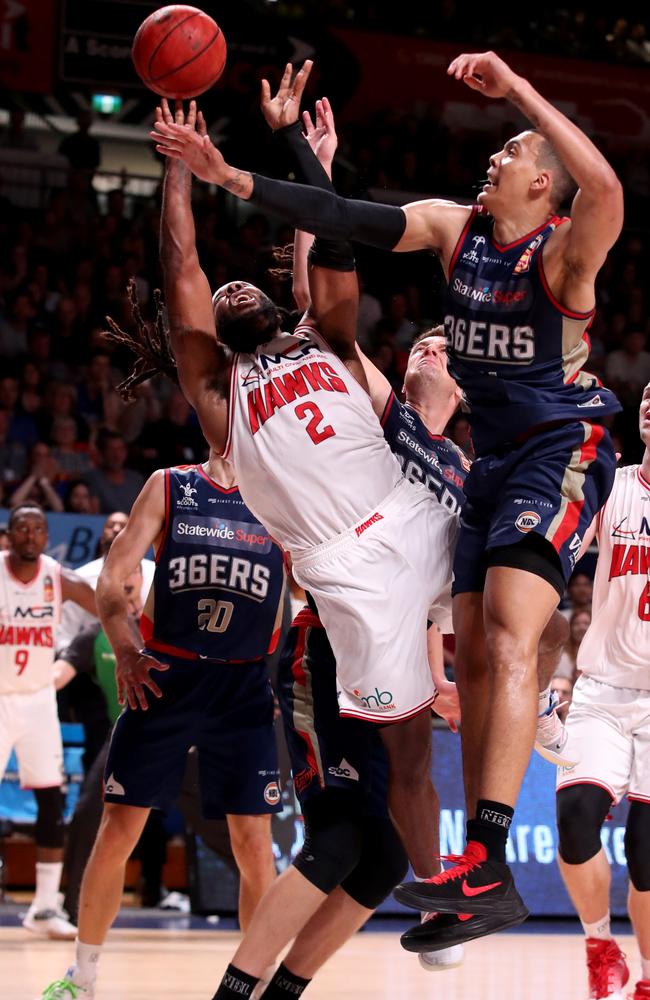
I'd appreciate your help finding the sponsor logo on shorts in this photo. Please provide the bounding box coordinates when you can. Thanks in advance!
[294,766,317,795]
[353,687,396,712]
[328,758,359,782]
[355,512,384,538]
[515,510,541,533]
[264,781,281,805]
[105,773,125,796]
[513,498,554,509]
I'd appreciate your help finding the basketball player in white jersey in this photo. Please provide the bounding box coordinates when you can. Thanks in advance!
[555,385,650,1000]
[0,503,96,938]
[152,98,457,895]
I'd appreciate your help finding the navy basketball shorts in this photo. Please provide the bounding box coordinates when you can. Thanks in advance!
[452,420,617,596]
[104,653,281,818]
[277,608,389,818]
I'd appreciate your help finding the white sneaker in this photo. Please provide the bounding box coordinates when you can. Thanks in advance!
[158,890,190,913]
[418,944,464,971]
[534,691,576,767]
[35,973,94,999]
[417,912,464,971]
[23,902,77,940]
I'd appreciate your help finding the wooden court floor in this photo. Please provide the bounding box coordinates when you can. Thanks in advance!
[0,926,641,999]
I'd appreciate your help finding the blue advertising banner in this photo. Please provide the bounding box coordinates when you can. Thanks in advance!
[0,508,106,568]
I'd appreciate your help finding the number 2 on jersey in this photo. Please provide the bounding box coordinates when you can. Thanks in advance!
[295,402,335,445]
[15,650,28,675]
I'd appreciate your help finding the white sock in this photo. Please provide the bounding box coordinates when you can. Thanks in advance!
[582,912,611,940]
[641,955,650,981]
[73,940,102,986]
[34,861,63,910]
[538,684,552,716]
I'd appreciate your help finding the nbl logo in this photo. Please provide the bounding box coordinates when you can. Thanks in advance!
[515,511,541,533]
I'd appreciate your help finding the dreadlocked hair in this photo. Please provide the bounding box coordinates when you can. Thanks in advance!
[103,279,178,401]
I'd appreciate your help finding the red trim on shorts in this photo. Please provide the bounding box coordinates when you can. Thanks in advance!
[221,357,238,460]
[380,391,396,428]
[550,424,605,554]
[628,793,650,804]
[537,251,595,320]
[340,694,435,725]
[448,207,478,276]
[195,463,239,493]
[556,777,617,802]
[292,607,323,630]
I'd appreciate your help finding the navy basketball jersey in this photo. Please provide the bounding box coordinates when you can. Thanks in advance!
[141,466,285,662]
[444,207,621,455]
[381,392,469,514]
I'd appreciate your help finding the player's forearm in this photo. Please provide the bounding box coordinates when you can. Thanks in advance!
[506,77,620,195]
[276,122,334,190]
[160,159,198,272]
[96,575,140,658]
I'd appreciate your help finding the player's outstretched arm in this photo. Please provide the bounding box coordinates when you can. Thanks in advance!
[96,471,169,711]
[152,116,467,257]
[449,52,623,291]
[158,99,230,453]
[60,570,96,616]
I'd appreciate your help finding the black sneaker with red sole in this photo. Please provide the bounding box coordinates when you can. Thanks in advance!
[394,840,525,916]
[400,903,529,954]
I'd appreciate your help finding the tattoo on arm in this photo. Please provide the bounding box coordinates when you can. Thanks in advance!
[223,169,253,197]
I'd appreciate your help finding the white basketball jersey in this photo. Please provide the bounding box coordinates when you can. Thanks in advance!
[578,464,650,690]
[0,552,62,694]
[223,324,402,553]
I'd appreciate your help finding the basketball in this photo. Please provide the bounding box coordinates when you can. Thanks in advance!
[132,5,227,99]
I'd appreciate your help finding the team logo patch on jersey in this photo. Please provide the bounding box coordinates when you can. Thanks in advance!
[264,781,281,805]
[515,510,542,533]
[177,483,198,508]
[43,575,53,602]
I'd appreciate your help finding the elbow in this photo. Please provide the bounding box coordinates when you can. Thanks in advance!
[292,282,311,314]
[592,169,623,203]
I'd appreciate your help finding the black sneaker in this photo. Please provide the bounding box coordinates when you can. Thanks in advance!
[401,903,529,954]
[394,840,524,916]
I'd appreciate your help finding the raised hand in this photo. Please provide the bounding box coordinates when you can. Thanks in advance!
[151,113,225,184]
[302,97,337,173]
[447,50,519,100]
[116,648,170,711]
[260,59,314,131]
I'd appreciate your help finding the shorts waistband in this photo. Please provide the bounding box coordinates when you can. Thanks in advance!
[292,477,409,572]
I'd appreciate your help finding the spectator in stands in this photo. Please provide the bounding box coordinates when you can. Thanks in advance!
[556,608,592,682]
[85,431,144,514]
[58,111,101,175]
[561,571,593,619]
[8,442,64,512]
[64,479,98,515]
[39,382,88,444]
[50,416,94,481]
[0,289,36,358]
[0,107,37,150]
[605,326,650,407]
[551,674,574,722]
[0,407,27,488]
[0,375,38,448]
[135,386,207,473]
[356,275,383,351]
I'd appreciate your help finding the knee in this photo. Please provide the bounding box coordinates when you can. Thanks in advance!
[539,611,569,658]
[342,818,408,909]
[94,805,147,862]
[556,785,611,865]
[228,818,274,878]
[293,791,364,894]
[625,802,650,892]
[485,625,538,680]
[34,786,64,849]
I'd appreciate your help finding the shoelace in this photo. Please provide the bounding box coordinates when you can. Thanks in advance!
[424,847,484,885]
[589,942,627,997]
[41,982,83,1000]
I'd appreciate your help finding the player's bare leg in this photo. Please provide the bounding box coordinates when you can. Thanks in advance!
[226,814,276,931]
[282,887,372,978]
[378,711,439,877]
[558,848,612,926]
[452,592,488,817]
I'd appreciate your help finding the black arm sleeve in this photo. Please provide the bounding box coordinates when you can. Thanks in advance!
[250,173,406,251]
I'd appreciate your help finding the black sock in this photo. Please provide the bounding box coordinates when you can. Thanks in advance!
[212,964,260,999]
[466,800,514,862]
[261,962,312,998]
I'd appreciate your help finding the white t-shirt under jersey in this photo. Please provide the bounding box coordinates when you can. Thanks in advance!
[223,324,402,554]
[0,552,62,694]
[577,464,650,690]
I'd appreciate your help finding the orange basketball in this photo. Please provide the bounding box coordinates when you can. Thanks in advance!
[132,5,227,99]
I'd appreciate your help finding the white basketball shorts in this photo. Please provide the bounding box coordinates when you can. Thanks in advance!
[292,477,459,723]
[0,684,64,788]
[556,674,650,804]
